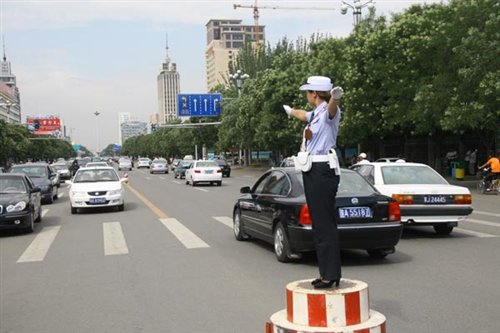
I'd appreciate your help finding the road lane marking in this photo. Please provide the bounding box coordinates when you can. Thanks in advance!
[159,218,209,249]
[454,228,497,238]
[159,176,166,180]
[213,216,232,228]
[58,193,64,199]
[103,222,129,256]
[465,218,500,228]
[473,210,500,218]
[17,226,61,263]
[194,188,209,192]
[173,181,182,185]
[125,185,168,219]
[41,209,49,218]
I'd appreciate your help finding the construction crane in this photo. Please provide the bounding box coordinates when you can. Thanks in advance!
[233,1,336,49]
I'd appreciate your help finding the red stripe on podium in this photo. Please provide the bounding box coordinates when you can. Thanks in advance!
[345,291,361,325]
[307,293,327,326]
[286,289,293,323]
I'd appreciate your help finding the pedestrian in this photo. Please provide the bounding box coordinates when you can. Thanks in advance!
[464,150,471,175]
[69,159,79,177]
[469,149,477,176]
[357,152,369,164]
[283,76,343,289]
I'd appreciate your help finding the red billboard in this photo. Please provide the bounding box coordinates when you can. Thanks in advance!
[26,115,62,136]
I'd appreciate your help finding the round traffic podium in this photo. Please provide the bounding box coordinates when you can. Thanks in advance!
[266,279,386,333]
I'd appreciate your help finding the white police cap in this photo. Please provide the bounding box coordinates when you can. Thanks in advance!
[299,76,333,91]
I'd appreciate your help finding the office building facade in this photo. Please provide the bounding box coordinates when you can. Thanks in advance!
[0,50,21,124]
[118,112,131,145]
[205,19,265,91]
[157,49,180,124]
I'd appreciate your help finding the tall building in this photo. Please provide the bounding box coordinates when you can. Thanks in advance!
[120,121,148,144]
[157,37,180,124]
[0,43,21,124]
[118,112,131,145]
[205,19,265,91]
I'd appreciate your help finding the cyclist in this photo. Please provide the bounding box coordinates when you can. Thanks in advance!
[478,151,500,191]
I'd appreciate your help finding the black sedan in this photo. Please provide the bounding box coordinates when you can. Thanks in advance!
[215,159,231,177]
[0,174,42,233]
[233,168,403,262]
[9,163,59,204]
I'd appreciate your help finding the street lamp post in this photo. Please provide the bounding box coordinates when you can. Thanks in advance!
[340,0,375,26]
[94,110,100,156]
[228,70,250,165]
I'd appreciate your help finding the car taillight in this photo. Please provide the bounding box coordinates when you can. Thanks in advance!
[392,194,414,205]
[299,204,313,225]
[217,169,222,173]
[454,194,471,204]
[194,169,201,173]
[388,201,401,222]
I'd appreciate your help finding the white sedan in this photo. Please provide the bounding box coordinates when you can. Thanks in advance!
[185,160,222,186]
[351,161,473,235]
[137,158,152,168]
[67,167,128,214]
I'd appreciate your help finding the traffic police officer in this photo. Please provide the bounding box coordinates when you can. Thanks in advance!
[283,76,344,289]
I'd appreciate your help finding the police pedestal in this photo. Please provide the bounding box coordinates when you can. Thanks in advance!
[266,279,386,333]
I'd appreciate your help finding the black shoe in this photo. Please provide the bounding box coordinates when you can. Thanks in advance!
[313,279,340,289]
[311,278,322,286]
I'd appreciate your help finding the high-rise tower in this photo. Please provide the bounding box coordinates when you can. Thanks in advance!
[157,35,180,124]
[0,38,21,124]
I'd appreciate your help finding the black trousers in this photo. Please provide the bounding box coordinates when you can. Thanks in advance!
[302,162,341,280]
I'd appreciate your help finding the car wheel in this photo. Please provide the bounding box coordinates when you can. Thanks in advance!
[217,181,222,186]
[233,209,249,241]
[434,224,454,235]
[274,222,291,263]
[25,213,35,233]
[117,204,124,212]
[71,206,77,214]
[174,174,177,179]
[53,187,58,200]
[185,179,189,185]
[46,191,54,204]
[367,249,389,259]
[227,173,230,178]
[192,181,196,186]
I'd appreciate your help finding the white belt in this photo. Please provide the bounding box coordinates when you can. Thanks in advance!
[310,155,329,162]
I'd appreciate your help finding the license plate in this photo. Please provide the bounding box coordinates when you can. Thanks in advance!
[205,170,213,174]
[339,207,372,219]
[89,198,107,204]
[423,195,446,204]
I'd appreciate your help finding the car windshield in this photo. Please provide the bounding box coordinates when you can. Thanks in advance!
[0,177,27,193]
[196,161,218,168]
[119,159,131,163]
[11,166,48,178]
[86,162,108,167]
[216,160,227,166]
[294,171,376,196]
[381,165,447,185]
[140,158,149,162]
[74,169,119,183]
[153,159,167,164]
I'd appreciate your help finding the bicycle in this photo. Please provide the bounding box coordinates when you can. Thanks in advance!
[477,167,500,194]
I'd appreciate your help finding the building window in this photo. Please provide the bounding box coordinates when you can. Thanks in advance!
[226,42,232,48]
[232,41,243,48]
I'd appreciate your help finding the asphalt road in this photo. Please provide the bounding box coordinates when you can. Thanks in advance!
[1,167,499,333]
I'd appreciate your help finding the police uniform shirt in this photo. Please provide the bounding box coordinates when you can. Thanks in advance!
[305,101,341,155]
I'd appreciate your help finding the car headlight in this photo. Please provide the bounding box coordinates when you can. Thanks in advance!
[6,201,27,213]
[71,191,86,197]
[108,189,122,196]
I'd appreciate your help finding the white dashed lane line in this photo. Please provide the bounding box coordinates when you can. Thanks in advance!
[465,218,500,228]
[159,218,210,249]
[103,222,129,256]
[472,210,500,218]
[17,226,61,263]
[213,216,233,228]
[455,228,497,238]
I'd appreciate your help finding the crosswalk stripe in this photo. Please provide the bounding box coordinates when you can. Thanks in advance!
[465,218,500,228]
[173,181,182,185]
[473,210,500,218]
[159,176,166,180]
[159,218,209,249]
[103,222,129,256]
[17,226,61,263]
[213,216,233,228]
[194,188,209,192]
[41,209,49,218]
[454,228,497,238]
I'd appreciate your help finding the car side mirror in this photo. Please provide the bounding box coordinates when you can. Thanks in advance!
[31,187,41,193]
[240,186,251,194]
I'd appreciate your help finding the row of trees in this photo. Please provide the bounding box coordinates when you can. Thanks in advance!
[123,0,500,162]
[0,119,92,168]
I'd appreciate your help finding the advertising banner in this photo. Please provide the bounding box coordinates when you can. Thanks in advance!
[26,115,62,136]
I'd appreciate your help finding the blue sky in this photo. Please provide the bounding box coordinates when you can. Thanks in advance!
[1,0,445,151]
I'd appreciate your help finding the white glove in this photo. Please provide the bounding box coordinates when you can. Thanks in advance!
[283,105,292,116]
[330,87,344,100]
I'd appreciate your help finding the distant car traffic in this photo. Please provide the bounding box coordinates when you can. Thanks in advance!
[150,158,168,174]
[85,162,109,168]
[185,160,222,186]
[173,160,191,179]
[118,158,133,171]
[137,158,152,169]
[10,163,59,204]
[233,168,403,262]
[0,173,43,233]
[215,159,231,177]
[51,162,71,183]
[375,157,407,163]
[67,167,127,214]
[351,161,473,235]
